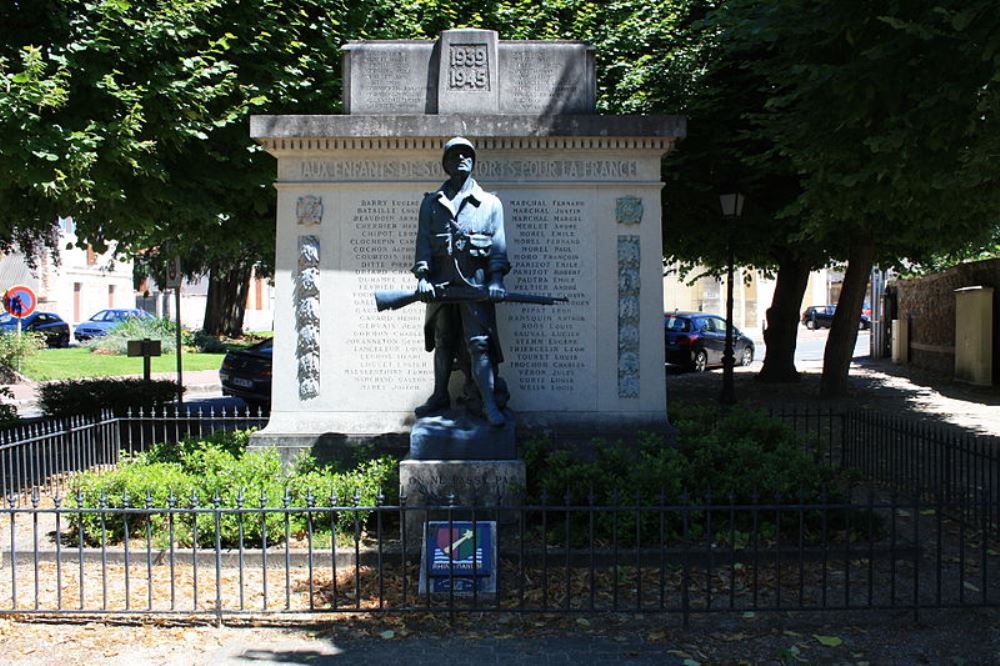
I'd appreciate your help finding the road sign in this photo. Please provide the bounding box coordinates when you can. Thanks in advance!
[2,285,37,319]
[165,257,182,289]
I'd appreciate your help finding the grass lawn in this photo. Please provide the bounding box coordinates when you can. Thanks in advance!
[22,347,225,381]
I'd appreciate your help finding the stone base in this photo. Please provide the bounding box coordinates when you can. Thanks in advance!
[399,458,525,548]
[409,408,516,460]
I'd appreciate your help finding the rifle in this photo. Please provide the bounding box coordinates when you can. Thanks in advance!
[375,284,568,312]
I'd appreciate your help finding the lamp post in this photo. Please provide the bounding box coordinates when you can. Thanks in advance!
[719,191,744,407]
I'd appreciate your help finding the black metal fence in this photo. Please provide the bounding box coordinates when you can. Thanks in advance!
[765,406,999,537]
[0,405,998,622]
[0,407,269,503]
[843,411,1000,531]
[2,491,997,623]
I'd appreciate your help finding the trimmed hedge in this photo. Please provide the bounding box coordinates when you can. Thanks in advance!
[38,377,181,418]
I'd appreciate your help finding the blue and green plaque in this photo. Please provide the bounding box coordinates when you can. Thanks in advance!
[419,521,497,594]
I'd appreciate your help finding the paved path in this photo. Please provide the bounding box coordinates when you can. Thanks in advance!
[204,635,684,665]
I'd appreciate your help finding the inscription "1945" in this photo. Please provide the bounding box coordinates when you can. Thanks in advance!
[448,44,489,90]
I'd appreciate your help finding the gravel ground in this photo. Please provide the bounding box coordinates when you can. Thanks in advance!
[1,607,998,665]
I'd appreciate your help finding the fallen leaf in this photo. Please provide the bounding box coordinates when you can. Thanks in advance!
[813,634,843,647]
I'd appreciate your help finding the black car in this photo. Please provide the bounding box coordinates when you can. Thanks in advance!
[802,304,871,330]
[219,339,273,407]
[665,312,755,372]
[0,311,71,347]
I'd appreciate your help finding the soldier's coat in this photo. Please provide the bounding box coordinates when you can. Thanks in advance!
[412,177,510,362]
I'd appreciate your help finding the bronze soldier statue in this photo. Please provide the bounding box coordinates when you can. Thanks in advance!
[412,137,510,427]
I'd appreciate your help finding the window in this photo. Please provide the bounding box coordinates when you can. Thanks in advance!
[664,316,691,332]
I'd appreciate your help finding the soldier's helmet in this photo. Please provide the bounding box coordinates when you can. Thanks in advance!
[442,136,476,167]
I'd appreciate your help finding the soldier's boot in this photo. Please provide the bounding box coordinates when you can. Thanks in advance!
[469,338,504,428]
[414,347,451,417]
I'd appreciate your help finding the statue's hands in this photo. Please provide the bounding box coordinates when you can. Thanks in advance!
[488,278,506,302]
[417,278,436,303]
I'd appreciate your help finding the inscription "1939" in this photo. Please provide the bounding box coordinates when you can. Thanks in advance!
[448,44,489,90]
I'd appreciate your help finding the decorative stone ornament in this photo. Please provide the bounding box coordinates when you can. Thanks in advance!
[295,235,321,399]
[616,196,643,226]
[617,235,641,399]
[296,195,324,226]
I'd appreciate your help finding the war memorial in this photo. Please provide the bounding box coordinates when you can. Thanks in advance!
[249,29,686,511]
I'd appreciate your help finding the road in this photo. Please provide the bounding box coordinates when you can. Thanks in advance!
[784,327,870,367]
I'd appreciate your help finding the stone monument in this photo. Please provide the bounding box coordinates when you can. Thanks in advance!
[249,30,686,495]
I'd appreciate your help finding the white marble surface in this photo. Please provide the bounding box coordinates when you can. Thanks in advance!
[260,139,672,437]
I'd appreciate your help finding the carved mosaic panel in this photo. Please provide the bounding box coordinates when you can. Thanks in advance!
[296,195,323,226]
[617,236,641,399]
[295,235,320,400]
[615,196,643,226]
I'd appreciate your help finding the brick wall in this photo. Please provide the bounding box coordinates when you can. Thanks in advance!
[895,259,1000,377]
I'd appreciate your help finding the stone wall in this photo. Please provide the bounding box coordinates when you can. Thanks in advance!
[895,258,1000,376]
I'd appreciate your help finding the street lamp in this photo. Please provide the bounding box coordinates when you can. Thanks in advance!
[719,191,744,406]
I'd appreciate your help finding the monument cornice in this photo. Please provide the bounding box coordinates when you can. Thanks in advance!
[250,114,686,141]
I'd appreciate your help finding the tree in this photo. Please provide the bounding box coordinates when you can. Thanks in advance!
[717,0,1000,396]
[657,13,827,383]
[0,0,383,334]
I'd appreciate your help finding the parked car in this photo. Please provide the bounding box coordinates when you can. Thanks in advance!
[73,308,155,341]
[0,311,71,347]
[664,312,755,372]
[801,304,871,330]
[219,339,273,407]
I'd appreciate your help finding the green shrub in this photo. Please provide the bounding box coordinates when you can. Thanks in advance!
[0,386,18,428]
[188,330,228,353]
[85,316,178,354]
[68,429,400,548]
[0,331,45,370]
[38,377,181,418]
[524,405,858,545]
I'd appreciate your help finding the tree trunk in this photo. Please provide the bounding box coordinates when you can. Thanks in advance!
[757,254,811,383]
[202,262,253,337]
[819,240,875,398]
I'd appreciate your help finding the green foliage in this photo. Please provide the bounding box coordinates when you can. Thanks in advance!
[84,316,178,354]
[0,331,45,370]
[187,330,229,353]
[38,377,180,418]
[714,0,1000,265]
[524,405,852,545]
[0,386,18,428]
[68,429,399,548]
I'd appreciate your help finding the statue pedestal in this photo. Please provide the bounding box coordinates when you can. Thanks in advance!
[409,408,516,460]
[399,457,525,548]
